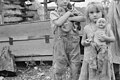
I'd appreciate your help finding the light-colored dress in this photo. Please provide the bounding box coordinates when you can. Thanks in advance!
[78,24,115,80]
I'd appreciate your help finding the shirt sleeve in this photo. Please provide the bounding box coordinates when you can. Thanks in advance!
[73,8,84,16]
[50,11,59,21]
[50,11,60,33]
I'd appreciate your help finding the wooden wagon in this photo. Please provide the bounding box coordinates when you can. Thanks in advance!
[0,21,53,61]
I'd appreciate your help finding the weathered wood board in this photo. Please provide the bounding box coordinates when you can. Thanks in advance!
[0,21,53,61]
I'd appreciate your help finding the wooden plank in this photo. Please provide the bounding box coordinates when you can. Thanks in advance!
[15,54,83,62]
[0,39,53,57]
[41,0,85,3]
[0,21,53,38]
[15,55,53,61]
[0,0,4,24]
[0,35,53,43]
[11,39,53,56]
[0,37,8,42]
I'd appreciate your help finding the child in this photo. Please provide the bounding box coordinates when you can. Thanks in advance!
[79,2,115,80]
[50,0,85,80]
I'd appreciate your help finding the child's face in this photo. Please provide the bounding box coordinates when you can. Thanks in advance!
[56,0,70,8]
[96,18,106,29]
[88,6,103,23]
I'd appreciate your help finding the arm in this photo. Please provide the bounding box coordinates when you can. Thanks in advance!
[105,24,115,42]
[53,11,72,26]
[100,24,115,42]
[81,30,91,46]
[105,29,115,42]
[68,7,86,22]
[81,31,87,46]
[68,16,86,22]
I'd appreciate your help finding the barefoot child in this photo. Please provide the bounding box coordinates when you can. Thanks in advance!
[79,2,115,80]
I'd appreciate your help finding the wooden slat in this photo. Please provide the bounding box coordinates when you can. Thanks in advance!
[15,55,53,61]
[11,39,53,56]
[15,54,83,62]
[41,0,85,3]
[0,21,53,38]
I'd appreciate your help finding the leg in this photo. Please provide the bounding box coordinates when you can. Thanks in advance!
[53,59,68,80]
[70,62,80,80]
[101,59,107,76]
[78,60,89,80]
[53,39,68,80]
[89,67,98,80]
[68,36,81,80]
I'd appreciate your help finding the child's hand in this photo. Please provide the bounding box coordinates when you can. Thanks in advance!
[66,11,73,16]
[98,34,107,42]
[91,42,97,47]
[84,39,91,46]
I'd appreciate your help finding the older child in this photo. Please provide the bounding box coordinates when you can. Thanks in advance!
[79,2,115,80]
[50,0,85,80]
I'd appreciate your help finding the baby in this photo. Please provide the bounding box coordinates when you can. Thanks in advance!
[89,18,108,70]
[94,18,107,46]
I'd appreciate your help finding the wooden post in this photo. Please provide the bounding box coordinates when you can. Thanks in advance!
[9,37,13,45]
[44,0,48,20]
[0,0,2,24]
[0,0,4,24]
[45,35,50,43]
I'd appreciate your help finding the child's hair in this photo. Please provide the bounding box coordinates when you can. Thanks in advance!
[86,2,106,23]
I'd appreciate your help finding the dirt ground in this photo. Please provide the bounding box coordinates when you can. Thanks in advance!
[3,64,71,80]
[1,65,120,80]
[3,65,53,80]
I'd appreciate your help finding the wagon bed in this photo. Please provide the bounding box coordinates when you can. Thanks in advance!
[0,21,54,61]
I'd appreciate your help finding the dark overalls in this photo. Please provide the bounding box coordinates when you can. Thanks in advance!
[50,10,81,80]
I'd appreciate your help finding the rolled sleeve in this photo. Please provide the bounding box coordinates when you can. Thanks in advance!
[73,8,84,16]
[50,11,60,33]
[50,11,59,21]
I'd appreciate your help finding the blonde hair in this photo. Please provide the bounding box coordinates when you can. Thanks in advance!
[86,2,106,24]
